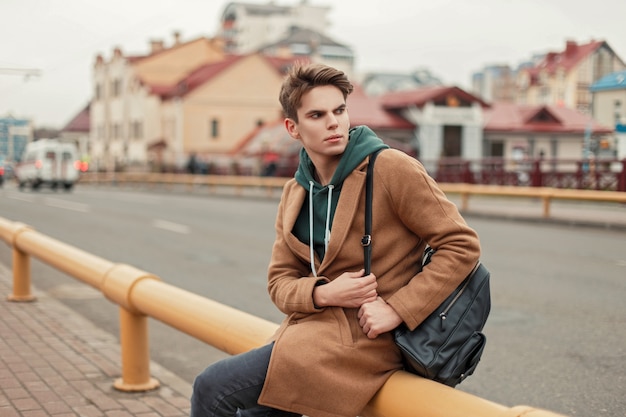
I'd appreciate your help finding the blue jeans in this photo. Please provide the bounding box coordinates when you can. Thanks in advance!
[190,342,301,417]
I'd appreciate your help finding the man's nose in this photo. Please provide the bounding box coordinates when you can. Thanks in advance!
[327,113,339,128]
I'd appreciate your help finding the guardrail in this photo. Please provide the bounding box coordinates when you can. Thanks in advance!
[0,216,569,417]
[440,184,626,218]
[79,172,289,198]
[79,172,626,219]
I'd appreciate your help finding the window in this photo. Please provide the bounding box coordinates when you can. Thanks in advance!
[111,79,122,97]
[210,118,219,139]
[113,123,121,139]
[490,141,504,157]
[132,121,143,139]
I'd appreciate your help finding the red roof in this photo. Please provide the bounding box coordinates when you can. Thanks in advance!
[151,54,304,99]
[379,86,489,109]
[126,36,210,64]
[61,103,90,133]
[154,55,243,98]
[347,83,414,130]
[523,40,605,82]
[484,101,613,134]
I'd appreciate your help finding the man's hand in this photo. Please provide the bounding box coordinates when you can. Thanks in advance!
[313,269,377,308]
[358,297,403,339]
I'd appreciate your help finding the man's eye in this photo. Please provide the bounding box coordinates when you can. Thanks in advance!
[335,108,345,114]
[310,113,320,119]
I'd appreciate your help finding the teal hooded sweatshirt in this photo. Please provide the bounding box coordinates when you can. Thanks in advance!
[293,125,389,270]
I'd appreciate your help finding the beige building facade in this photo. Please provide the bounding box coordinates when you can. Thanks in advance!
[516,40,626,114]
[158,53,288,171]
[89,36,225,171]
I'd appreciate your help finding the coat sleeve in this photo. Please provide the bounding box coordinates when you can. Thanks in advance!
[266,183,330,316]
[376,150,481,330]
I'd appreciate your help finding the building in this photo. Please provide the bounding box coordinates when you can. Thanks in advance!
[154,53,296,173]
[60,103,90,162]
[515,40,626,113]
[89,33,300,173]
[258,26,354,77]
[218,1,331,54]
[471,64,517,103]
[360,69,443,97]
[483,102,613,161]
[0,115,33,163]
[379,86,489,165]
[591,70,626,158]
[89,34,225,171]
[86,27,620,174]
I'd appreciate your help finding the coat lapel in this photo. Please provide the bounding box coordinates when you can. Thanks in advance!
[281,186,314,267]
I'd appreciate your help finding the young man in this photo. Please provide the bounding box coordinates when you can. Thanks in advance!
[191,64,480,417]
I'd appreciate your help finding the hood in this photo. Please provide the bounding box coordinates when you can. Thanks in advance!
[292,126,389,276]
[294,125,388,190]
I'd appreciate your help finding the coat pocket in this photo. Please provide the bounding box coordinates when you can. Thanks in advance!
[331,307,360,345]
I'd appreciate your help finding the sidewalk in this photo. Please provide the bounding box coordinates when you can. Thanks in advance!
[0,198,624,417]
[0,262,192,417]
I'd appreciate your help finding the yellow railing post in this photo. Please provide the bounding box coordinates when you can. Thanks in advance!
[542,195,551,218]
[541,189,553,218]
[3,221,36,302]
[461,191,470,211]
[101,263,161,392]
[7,246,35,302]
[114,306,160,392]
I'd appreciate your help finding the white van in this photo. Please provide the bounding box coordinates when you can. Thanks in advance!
[17,139,80,191]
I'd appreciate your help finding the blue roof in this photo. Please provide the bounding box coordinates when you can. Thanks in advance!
[590,70,626,92]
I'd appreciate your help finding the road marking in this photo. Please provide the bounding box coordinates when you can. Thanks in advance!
[101,192,162,204]
[6,193,36,203]
[152,219,190,234]
[44,197,90,212]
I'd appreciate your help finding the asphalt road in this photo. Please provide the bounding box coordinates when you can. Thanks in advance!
[1,182,625,417]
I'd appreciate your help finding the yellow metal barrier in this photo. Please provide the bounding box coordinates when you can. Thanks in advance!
[79,172,626,219]
[79,172,289,198]
[0,216,568,417]
[439,184,626,218]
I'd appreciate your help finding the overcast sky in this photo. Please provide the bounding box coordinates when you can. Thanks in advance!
[1,0,625,129]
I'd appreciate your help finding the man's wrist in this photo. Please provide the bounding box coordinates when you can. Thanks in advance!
[313,280,328,309]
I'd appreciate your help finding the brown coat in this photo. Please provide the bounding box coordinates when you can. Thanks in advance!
[258,149,480,417]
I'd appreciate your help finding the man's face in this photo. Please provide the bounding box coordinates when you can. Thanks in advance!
[285,85,350,162]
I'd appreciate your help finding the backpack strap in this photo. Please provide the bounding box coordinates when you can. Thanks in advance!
[362,149,382,275]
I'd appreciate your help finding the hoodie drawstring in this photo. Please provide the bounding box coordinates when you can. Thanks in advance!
[324,185,334,254]
[308,181,335,278]
[308,181,317,277]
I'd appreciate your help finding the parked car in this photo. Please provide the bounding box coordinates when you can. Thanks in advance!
[16,139,80,191]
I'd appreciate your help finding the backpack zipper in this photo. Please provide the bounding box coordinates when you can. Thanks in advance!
[439,262,481,330]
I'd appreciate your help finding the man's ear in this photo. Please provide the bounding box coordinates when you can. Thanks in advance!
[284,118,300,139]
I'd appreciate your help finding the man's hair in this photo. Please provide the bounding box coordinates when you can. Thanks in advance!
[279,63,354,122]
